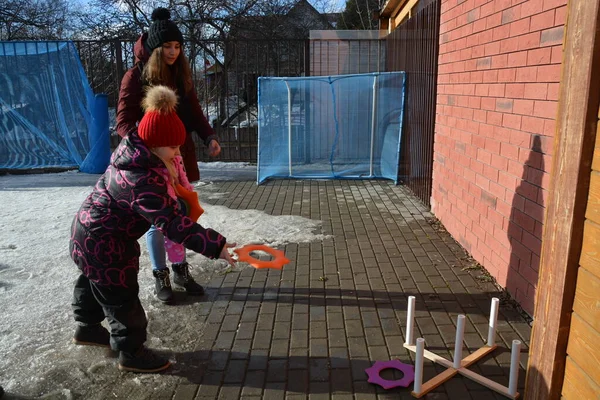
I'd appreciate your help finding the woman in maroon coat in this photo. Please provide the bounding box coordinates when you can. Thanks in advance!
[116,8,220,182]
[116,7,220,302]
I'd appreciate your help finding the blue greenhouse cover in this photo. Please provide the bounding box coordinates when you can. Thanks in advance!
[257,72,406,184]
[0,41,109,173]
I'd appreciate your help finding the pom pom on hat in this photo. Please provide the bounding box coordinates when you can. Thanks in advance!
[151,7,171,21]
[138,86,186,148]
[146,7,184,51]
[142,85,178,114]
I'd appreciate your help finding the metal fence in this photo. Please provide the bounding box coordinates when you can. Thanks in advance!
[386,0,441,206]
[75,37,386,162]
[74,3,440,198]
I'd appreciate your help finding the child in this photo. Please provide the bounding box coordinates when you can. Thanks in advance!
[153,154,207,302]
[70,85,234,373]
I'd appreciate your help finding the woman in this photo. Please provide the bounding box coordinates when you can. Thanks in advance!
[116,7,220,303]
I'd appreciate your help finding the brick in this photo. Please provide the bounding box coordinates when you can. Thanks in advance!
[533,100,557,119]
[500,142,520,160]
[543,119,556,137]
[485,138,501,153]
[496,99,514,112]
[540,26,564,46]
[492,54,508,68]
[502,113,522,130]
[547,83,560,101]
[499,171,518,192]
[492,24,511,41]
[489,83,506,96]
[511,238,533,263]
[507,51,528,67]
[531,9,555,31]
[521,0,544,18]
[509,18,530,37]
[523,83,547,100]
[487,110,503,126]
[491,153,509,170]
[543,0,567,12]
[512,99,535,115]
[473,18,488,34]
[483,69,499,83]
[481,1,495,17]
[524,198,545,222]
[487,11,503,29]
[509,129,532,147]
[481,97,496,110]
[500,36,520,53]
[498,68,517,82]
[516,66,537,82]
[501,6,521,24]
[505,83,525,98]
[537,64,561,82]
[484,41,501,56]
[467,8,480,23]
[494,0,513,13]
[527,47,551,65]
[476,83,490,96]
[476,56,492,69]
[517,32,541,50]
[554,5,567,26]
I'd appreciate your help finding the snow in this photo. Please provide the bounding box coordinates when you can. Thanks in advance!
[0,163,327,397]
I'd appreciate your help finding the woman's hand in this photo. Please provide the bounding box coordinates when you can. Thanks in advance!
[220,242,237,266]
[208,140,221,157]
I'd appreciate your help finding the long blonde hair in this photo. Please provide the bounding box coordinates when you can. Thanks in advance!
[142,46,193,95]
[150,149,178,186]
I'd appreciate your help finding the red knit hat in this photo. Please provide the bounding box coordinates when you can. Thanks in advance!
[138,85,186,148]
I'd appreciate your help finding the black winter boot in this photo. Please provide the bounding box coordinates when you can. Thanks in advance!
[153,269,174,303]
[73,324,110,348]
[118,346,171,373]
[172,262,204,295]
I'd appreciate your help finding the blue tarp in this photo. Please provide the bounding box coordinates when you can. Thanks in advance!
[257,72,406,184]
[0,41,109,173]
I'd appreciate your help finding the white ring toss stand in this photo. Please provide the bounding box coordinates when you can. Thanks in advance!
[404,296,522,399]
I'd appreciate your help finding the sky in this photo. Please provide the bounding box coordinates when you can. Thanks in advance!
[0,163,328,397]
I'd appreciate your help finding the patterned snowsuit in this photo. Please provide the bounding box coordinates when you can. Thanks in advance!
[70,132,225,352]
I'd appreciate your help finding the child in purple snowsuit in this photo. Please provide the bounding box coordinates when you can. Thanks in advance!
[69,85,235,373]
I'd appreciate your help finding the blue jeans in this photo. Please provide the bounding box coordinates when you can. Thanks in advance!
[146,225,186,271]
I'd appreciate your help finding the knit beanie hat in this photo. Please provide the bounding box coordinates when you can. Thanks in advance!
[146,8,184,51]
[138,85,186,148]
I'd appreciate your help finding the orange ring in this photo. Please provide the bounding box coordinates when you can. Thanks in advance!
[234,244,290,270]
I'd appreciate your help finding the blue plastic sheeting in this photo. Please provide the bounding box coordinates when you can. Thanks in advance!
[257,72,405,184]
[0,41,110,173]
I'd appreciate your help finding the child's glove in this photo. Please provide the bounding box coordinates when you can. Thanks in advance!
[175,183,204,221]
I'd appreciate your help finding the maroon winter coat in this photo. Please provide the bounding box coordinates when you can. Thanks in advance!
[116,33,218,182]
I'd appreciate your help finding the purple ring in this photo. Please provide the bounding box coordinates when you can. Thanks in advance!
[365,360,415,389]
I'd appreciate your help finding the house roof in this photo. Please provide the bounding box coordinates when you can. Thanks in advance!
[379,0,409,18]
[229,0,333,39]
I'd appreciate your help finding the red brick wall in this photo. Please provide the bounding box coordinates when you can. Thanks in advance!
[432,0,567,315]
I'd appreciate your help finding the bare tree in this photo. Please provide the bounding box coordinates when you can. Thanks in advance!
[0,0,72,40]
[337,0,380,30]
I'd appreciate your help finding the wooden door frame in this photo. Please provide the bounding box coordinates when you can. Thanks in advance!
[525,0,600,398]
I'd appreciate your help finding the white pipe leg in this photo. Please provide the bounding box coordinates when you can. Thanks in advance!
[508,340,522,396]
[413,337,425,394]
[453,315,466,369]
[406,295,416,346]
[487,297,500,346]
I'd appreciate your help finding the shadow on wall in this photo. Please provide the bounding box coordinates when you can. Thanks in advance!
[524,365,550,399]
[507,135,545,315]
